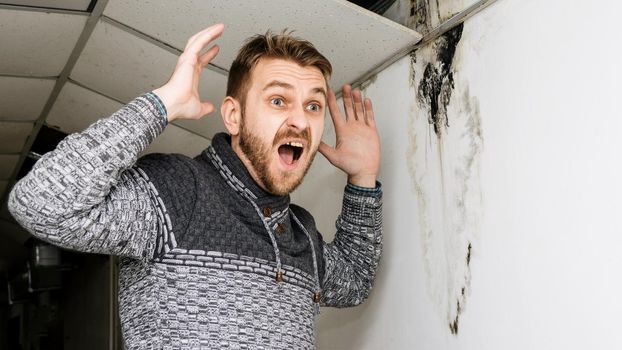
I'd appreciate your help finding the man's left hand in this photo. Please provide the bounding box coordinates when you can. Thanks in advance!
[319,85,380,188]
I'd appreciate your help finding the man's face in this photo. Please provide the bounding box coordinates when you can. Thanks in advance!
[234,58,327,196]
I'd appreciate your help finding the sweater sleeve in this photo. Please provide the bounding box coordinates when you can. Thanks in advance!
[8,93,170,259]
[320,183,383,307]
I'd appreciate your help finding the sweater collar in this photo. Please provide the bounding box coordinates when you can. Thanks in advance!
[202,132,290,208]
[202,134,322,303]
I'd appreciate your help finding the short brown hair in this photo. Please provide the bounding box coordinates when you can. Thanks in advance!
[226,30,332,106]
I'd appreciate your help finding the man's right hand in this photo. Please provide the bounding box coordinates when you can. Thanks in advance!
[152,23,224,123]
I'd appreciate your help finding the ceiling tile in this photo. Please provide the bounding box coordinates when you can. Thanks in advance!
[71,19,228,137]
[0,122,33,153]
[70,19,178,103]
[0,76,55,121]
[2,1,92,11]
[0,8,87,76]
[0,155,20,179]
[144,125,211,158]
[47,82,124,134]
[103,0,422,89]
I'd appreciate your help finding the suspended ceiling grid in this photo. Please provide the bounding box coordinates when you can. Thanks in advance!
[0,0,421,208]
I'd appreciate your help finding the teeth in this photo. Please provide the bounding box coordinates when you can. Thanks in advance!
[286,141,304,148]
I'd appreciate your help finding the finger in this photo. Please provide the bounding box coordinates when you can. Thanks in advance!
[199,101,215,117]
[353,89,364,123]
[342,84,355,122]
[191,46,219,90]
[185,23,224,55]
[318,141,338,165]
[185,23,224,52]
[198,45,220,67]
[327,89,345,129]
[184,27,210,52]
[364,98,375,126]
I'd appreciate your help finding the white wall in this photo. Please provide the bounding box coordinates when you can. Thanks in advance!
[295,0,622,348]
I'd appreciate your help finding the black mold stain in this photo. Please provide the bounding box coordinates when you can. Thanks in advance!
[448,241,473,335]
[417,23,464,137]
[450,241,473,335]
[409,52,417,86]
[409,0,431,34]
[410,22,479,338]
[449,314,459,334]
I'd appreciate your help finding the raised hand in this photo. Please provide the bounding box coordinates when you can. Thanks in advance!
[152,23,224,122]
[319,85,380,188]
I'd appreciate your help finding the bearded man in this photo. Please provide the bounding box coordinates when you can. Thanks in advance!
[9,23,382,349]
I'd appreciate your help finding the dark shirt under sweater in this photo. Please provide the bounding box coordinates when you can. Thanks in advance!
[8,94,383,349]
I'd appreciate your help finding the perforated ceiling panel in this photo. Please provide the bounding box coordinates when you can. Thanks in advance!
[0,0,420,201]
[0,76,55,121]
[71,19,180,103]
[102,0,421,90]
[0,123,32,153]
[1,0,92,11]
[46,82,124,133]
[0,8,87,76]
[70,19,228,137]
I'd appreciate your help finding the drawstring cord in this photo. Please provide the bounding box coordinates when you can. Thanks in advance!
[247,200,283,281]
[248,200,322,315]
[291,211,322,314]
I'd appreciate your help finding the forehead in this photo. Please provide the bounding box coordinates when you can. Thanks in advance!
[249,58,327,90]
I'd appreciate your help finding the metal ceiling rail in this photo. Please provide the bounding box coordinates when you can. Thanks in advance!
[0,3,89,15]
[66,77,127,105]
[0,73,57,80]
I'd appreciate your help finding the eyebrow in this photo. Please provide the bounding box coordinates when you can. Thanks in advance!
[263,80,327,101]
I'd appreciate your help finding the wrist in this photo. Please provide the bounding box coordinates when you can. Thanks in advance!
[347,174,377,188]
[152,87,179,122]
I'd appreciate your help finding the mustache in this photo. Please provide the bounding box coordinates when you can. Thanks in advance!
[272,127,311,147]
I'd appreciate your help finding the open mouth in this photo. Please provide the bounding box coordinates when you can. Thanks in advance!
[277,141,304,167]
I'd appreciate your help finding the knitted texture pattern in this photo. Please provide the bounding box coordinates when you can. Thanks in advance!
[9,94,383,349]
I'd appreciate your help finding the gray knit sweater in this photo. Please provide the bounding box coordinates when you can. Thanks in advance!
[8,94,383,349]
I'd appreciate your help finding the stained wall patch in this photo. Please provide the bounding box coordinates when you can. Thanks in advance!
[407,23,484,335]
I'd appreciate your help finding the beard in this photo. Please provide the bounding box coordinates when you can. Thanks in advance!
[238,114,317,196]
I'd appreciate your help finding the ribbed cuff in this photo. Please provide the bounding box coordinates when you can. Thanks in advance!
[144,91,168,127]
[345,181,382,197]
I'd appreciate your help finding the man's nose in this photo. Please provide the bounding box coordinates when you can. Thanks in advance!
[286,105,310,130]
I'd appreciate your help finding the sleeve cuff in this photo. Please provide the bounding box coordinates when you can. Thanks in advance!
[345,181,382,197]
[144,92,168,127]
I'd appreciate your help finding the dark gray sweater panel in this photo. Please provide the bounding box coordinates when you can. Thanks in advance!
[135,145,325,283]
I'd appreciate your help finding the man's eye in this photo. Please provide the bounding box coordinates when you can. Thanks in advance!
[270,98,284,106]
[306,103,321,112]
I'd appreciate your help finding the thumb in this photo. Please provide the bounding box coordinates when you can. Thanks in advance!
[319,141,338,165]
[199,101,215,118]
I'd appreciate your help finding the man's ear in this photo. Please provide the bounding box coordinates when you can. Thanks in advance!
[221,96,242,136]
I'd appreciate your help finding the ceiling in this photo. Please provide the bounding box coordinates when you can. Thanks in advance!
[0,0,421,270]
